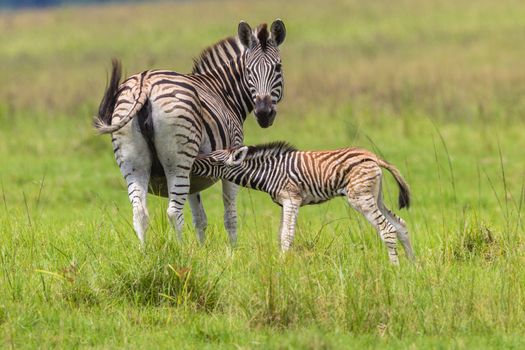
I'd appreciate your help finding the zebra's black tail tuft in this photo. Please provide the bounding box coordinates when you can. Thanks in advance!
[94,58,122,133]
[397,180,410,209]
[378,159,410,209]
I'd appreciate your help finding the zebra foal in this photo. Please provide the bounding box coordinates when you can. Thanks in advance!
[192,142,415,264]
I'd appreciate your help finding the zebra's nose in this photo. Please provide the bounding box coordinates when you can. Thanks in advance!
[254,95,274,119]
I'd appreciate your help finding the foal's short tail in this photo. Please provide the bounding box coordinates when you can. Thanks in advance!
[377,159,410,209]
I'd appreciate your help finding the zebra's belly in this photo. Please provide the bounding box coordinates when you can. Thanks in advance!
[302,197,332,206]
[147,175,219,198]
[148,176,169,197]
[189,175,219,193]
[301,192,336,206]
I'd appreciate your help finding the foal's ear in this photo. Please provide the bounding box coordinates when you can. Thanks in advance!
[270,19,286,46]
[227,146,249,166]
[238,21,255,49]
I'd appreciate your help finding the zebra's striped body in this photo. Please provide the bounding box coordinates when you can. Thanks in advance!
[192,142,415,264]
[94,21,286,245]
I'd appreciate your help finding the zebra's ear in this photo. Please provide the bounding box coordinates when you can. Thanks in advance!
[227,146,249,166]
[270,19,286,47]
[238,21,255,49]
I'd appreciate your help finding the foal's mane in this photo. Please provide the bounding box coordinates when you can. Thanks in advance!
[246,141,298,158]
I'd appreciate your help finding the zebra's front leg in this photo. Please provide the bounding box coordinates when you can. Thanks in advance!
[189,192,207,244]
[222,180,239,246]
[279,197,301,252]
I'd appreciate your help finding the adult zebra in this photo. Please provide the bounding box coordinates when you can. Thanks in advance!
[95,20,286,245]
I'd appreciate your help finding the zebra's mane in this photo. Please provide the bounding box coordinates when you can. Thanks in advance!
[246,141,298,158]
[191,36,244,75]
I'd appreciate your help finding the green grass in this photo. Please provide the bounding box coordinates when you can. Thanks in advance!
[1,0,525,348]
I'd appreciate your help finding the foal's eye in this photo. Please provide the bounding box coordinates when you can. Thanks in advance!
[274,63,282,73]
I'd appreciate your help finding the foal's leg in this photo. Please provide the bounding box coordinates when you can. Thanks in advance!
[279,196,301,252]
[346,165,400,265]
[379,199,415,261]
[349,197,400,264]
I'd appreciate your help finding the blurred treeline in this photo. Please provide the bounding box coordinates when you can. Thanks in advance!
[0,0,150,9]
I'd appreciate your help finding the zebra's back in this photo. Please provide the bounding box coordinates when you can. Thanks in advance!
[285,148,380,203]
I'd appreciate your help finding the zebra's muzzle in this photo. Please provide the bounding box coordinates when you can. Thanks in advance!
[254,96,276,128]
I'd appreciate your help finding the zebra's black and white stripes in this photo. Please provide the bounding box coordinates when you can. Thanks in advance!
[192,142,415,264]
[94,20,286,245]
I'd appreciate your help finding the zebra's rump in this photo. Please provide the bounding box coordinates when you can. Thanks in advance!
[136,100,219,197]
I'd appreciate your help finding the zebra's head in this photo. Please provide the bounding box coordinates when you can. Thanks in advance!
[202,146,250,167]
[238,20,286,128]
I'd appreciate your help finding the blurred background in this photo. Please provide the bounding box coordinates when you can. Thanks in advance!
[0,0,523,235]
[3,0,524,117]
[1,0,524,221]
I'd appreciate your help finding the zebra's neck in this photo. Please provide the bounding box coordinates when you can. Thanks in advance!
[191,37,253,121]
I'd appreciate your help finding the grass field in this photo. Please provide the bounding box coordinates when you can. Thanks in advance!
[1,0,525,348]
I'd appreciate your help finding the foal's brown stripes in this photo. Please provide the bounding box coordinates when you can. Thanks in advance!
[192,142,414,264]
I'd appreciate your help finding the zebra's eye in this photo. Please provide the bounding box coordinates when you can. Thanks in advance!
[274,63,282,73]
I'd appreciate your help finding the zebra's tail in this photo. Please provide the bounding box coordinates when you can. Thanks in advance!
[94,59,149,135]
[378,159,410,209]
[93,59,122,134]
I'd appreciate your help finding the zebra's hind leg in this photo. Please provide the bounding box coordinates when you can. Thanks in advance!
[189,193,207,244]
[346,167,399,265]
[112,127,152,245]
[129,176,150,246]
[163,165,192,241]
[222,180,239,246]
[161,153,196,241]
[154,114,201,241]
[378,197,415,261]
[349,195,400,265]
